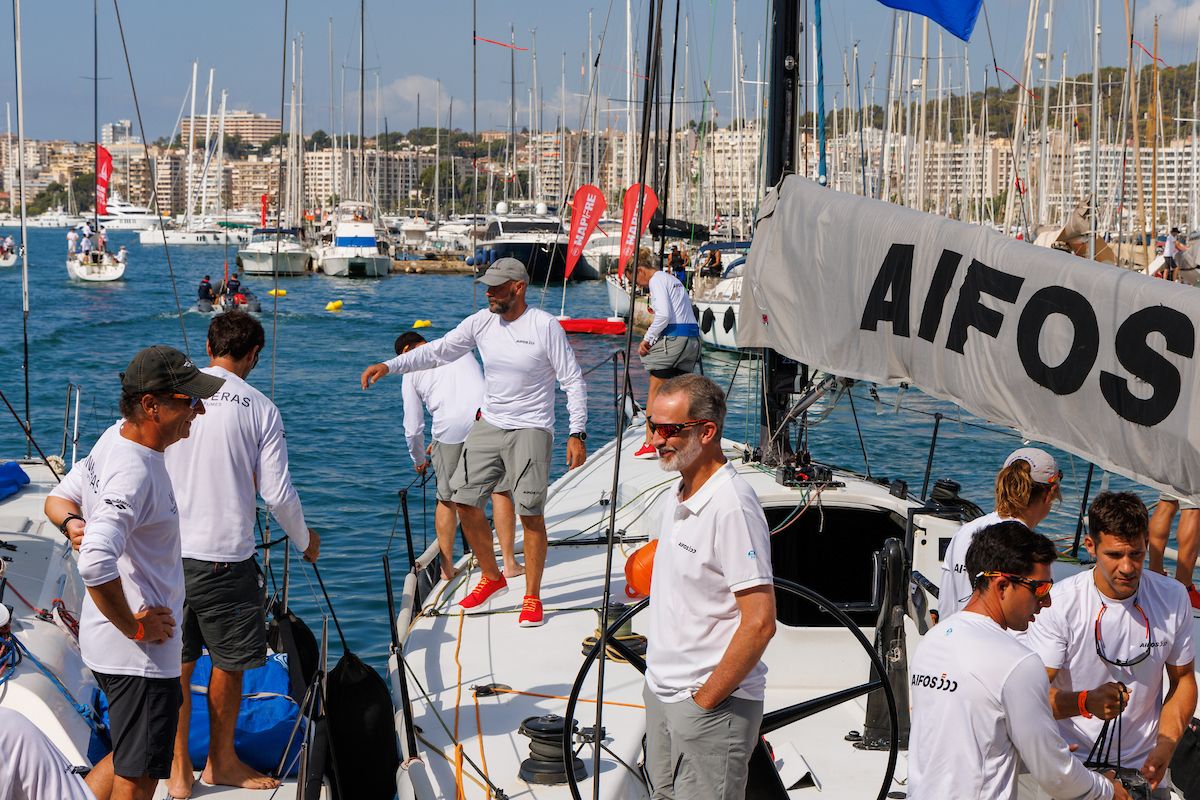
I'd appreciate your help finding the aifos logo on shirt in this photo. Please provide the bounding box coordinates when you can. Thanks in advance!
[911,672,958,692]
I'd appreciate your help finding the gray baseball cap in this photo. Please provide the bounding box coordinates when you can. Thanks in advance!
[475,257,530,286]
[121,345,225,399]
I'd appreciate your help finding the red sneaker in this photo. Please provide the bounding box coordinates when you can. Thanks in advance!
[633,442,658,460]
[1189,585,1200,611]
[459,575,508,609]
[518,596,545,627]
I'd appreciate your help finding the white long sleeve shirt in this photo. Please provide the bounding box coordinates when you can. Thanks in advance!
[385,306,587,434]
[401,354,486,465]
[51,423,184,679]
[908,612,1112,800]
[643,270,698,346]
[939,511,1021,619]
[164,365,309,561]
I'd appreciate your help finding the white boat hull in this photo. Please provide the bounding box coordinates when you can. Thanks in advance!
[695,298,739,350]
[0,251,16,268]
[66,253,125,282]
[318,251,390,277]
[139,228,249,246]
[606,274,631,318]
[238,247,310,276]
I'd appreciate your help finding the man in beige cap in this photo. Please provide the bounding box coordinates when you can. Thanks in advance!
[361,257,588,627]
[45,345,224,800]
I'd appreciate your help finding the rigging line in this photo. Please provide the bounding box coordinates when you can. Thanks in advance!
[654,0,683,270]
[980,3,1032,242]
[0,383,60,482]
[270,0,290,402]
[109,0,189,355]
[309,564,348,651]
[847,384,871,478]
[12,0,29,457]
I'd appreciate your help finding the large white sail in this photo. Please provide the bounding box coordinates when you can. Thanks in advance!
[740,175,1200,500]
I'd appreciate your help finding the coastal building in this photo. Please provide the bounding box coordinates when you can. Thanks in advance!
[180,111,282,148]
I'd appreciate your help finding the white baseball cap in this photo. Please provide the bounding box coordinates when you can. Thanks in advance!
[1004,447,1062,485]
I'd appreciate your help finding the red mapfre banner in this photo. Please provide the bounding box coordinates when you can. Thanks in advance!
[95,145,113,216]
[261,194,270,228]
[617,184,658,279]
[564,184,606,280]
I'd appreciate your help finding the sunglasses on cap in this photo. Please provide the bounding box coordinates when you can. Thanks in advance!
[976,571,1053,599]
[646,418,710,438]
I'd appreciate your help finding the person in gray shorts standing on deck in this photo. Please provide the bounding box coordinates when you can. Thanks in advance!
[642,374,776,800]
[361,257,588,628]
[163,312,320,798]
[633,248,701,460]
[396,330,519,580]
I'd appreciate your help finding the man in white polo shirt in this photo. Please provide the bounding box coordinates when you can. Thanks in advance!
[1023,492,1197,797]
[44,345,224,800]
[632,249,701,460]
[396,329,518,580]
[909,521,1124,800]
[642,374,776,800]
[163,312,319,798]
[361,258,587,628]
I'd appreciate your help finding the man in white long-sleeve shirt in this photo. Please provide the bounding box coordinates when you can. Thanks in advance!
[44,344,225,800]
[909,521,1127,800]
[397,330,518,580]
[633,251,700,459]
[362,258,588,627]
[163,312,319,798]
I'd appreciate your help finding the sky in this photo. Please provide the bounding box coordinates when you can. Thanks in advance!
[2,0,1197,143]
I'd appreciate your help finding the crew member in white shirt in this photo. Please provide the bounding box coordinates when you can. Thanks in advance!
[45,344,224,800]
[1162,227,1186,281]
[642,374,776,800]
[1023,492,1197,797]
[632,248,701,460]
[162,312,320,798]
[67,228,79,254]
[397,330,518,580]
[909,521,1126,800]
[0,708,98,800]
[361,258,588,628]
[939,447,1061,619]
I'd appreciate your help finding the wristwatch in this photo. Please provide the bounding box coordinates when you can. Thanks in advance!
[569,431,587,442]
[58,513,85,536]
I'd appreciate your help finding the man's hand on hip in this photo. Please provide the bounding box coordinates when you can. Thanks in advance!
[566,437,587,470]
[134,607,176,644]
[303,529,321,563]
[638,340,651,357]
[360,363,389,389]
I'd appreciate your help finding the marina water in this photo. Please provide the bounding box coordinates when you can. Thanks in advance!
[0,227,1157,670]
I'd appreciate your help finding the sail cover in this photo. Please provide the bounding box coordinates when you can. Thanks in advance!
[739,175,1200,500]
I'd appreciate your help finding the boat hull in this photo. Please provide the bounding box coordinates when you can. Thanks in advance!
[480,239,599,283]
[238,248,310,276]
[695,299,739,350]
[139,228,250,246]
[67,254,125,282]
[319,252,391,277]
[606,274,632,318]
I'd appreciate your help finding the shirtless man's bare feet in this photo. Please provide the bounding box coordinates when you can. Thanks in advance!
[201,760,280,792]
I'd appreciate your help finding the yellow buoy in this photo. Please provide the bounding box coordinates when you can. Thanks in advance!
[325,300,344,312]
[267,288,287,297]
[413,319,432,328]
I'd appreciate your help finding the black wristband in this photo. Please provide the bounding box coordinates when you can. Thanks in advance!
[58,513,85,536]
[569,431,587,442]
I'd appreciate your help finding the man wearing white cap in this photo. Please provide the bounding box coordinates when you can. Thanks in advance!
[360,257,588,628]
[939,447,1062,619]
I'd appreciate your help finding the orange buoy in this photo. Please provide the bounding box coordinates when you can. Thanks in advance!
[624,540,658,599]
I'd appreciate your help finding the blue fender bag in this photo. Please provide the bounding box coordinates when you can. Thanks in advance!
[0,461,30,502]
[188,653,305,776]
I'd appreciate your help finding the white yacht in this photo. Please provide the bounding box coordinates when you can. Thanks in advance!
[692,242,750,351]
[469,201,599,283]
[66,249,125,282]
[313,203,391,277]
[97,193,159,231]
[139,224,250,247]
[27,207,85,229]
[237,228,310,276]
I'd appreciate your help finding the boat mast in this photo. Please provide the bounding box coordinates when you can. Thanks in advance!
[358,0,365,203]
[14,0,31,453]
[1192,22,1199,233]
[92,0,99,238]
[200,68,214,220]
[328,18,337,206]
[1038,0,1055,227]
[186,61,197,229]
[1088,0,1100,258]
[434,79,440,219]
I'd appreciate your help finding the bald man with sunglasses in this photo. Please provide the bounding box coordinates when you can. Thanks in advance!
[1022,492,1196,797]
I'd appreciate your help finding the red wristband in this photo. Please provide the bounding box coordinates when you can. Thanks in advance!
[1078,690,1093,719]
[132,620,145,642]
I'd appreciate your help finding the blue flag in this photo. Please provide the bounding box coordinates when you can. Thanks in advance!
[875,0,984,42]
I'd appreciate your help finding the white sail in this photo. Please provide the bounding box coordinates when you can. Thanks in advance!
[740,175,1200,500]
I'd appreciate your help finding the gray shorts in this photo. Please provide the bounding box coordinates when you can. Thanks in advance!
[641,335,701,378]
[432,439,509,502]
[1159,494,1200,511]
[450,418,551,516]
[642,684,762,800]
[181,557,267,672]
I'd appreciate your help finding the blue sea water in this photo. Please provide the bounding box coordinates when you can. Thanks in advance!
[0,227,1157,670]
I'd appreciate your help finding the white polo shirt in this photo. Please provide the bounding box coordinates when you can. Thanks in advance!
[645,462,774,703]
[939,511,1021,618]
[1021,569,1194,767]
[401,353,485,466]
[0,709,96,800]
[643,270,698,346]
[385,306,587,434]
[51,422,184,679]
[908,612,1112,800]
[164,365,309,562]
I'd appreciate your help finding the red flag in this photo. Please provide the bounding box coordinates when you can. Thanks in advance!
[95,145,113,216]
[260,194,270,228]
[617,184,658,279]
[564,184,607,280]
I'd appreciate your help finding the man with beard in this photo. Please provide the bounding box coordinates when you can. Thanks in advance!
[641,374,776,800]
[360,258,587,628]
[1022,492,1196,797]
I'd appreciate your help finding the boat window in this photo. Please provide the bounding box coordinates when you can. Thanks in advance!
[498,221,562,234]
[765,504,906,628]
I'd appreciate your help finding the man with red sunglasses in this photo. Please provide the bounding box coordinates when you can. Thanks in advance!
[1022,492,1196,797]
[909,521,1124,800]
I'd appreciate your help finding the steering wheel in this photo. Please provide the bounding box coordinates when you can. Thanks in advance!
[562,577,900,800]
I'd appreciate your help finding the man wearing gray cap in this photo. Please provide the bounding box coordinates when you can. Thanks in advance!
[44,345,224,800]
[361,257,588,627]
